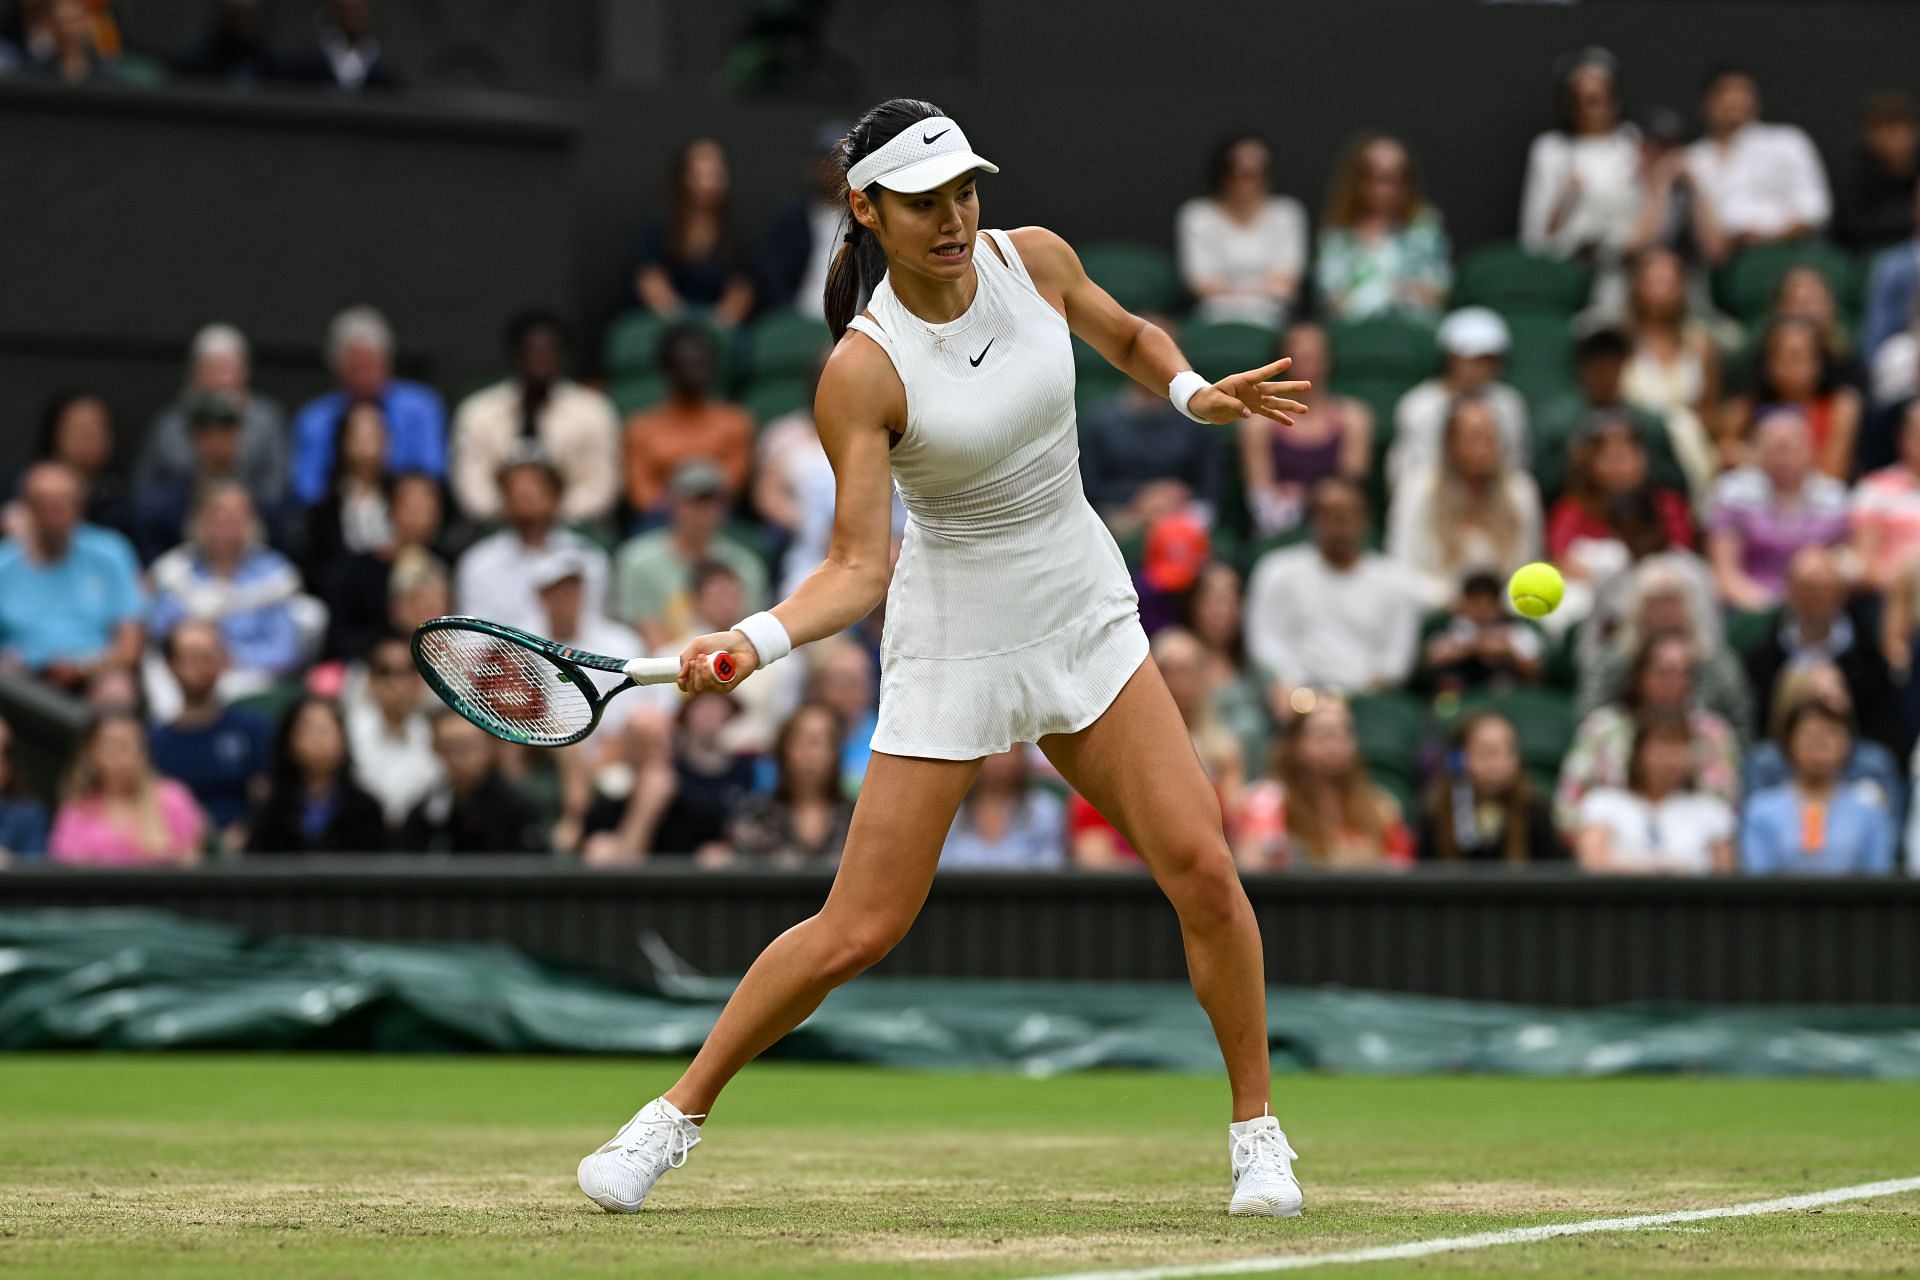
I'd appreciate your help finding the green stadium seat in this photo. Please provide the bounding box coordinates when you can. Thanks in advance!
[609,373,667,416]
[1346,691,1430,780]
[1498,309,1577,414]
[1340,375,1415,437]
[1077,242,1183,314]
[744,377,813,426]
[1712,240,1865,328]
[1460,687,1577,777]
[1455,242,1590,316]
[1180,320,1277,379]
[604,311,667,377]
[749,311,832,381]
[1071,333,1111,381]
[1327,314,1441,384]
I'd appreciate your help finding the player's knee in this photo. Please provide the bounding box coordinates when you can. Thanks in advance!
[1164,840,1246,931]
[817,917,907,985]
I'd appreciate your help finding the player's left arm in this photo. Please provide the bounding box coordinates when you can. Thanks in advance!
[1008,225,1309,427]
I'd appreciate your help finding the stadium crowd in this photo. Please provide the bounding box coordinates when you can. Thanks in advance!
[5,23,1920,876]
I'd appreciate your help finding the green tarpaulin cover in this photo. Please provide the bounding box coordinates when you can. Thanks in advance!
[3,910,1918,1077]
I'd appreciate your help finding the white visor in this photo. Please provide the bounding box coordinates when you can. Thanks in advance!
[846,116,999,193]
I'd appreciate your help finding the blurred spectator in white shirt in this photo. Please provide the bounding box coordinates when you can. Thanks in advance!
[1388,307,1529,488]
[1685,66,1830,263]
[1176,134,1309,330]
[1520,48,1641,307]
[345,632,442,831]
[450,312,619,526]
[455,449,609,633]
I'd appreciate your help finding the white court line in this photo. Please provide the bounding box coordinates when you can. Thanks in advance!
[1022,1175,1920,1280]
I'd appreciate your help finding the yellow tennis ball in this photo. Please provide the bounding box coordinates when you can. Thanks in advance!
[1508,562,1565,619]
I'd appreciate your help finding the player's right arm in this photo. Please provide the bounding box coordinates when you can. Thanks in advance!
[678,331,902,693]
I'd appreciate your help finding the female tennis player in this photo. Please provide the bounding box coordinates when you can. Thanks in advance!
[578,98,1310,1219]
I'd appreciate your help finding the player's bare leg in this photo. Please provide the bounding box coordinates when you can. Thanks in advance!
[1039,658,1301,1216]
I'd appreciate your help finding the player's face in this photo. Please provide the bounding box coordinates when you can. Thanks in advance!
[873,171,979,281]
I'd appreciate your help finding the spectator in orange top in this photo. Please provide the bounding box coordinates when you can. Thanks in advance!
[1547,415,1695,581]
[1715,317,1862,479]
[622,324,754,521]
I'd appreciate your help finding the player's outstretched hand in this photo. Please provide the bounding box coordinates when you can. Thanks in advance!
[679,630,759,695]
[1188,356,1312,426]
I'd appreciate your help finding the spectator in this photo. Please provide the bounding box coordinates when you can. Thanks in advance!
[135,389,285,564]
[1245,479,1420,703]
[1235,694,1413,870]
[1184,561,1271,776]
[1741,701,1895,875]
[449,311,619,525]
[1717,319,1860,478]
[939,747,1068,870]
[385,544,452,636]
[722,703,853,865]
[0,463,143,697]
[1835,92,1918,253]
[1705,408,1851,611]
[1154,627,1246,820]
[1576,563,1753,745]
[1387,307,1528,488]
[290,307,446,504]
[1547,415,1695,589]
[1538,327,1706,507]
[35,390,134,541]
[149,483,307,693]
[1744,661,1903,828]
[806,637,879,794]
[1685,66,1830,263]
[1417,571,1545,695]
[1556,631,1741,830]
[1769,266,1862,384]
[1862,178,1920,366]
[1134,511,1211,637]
[316,470,443,663]
[622,324,754,518]
[1237,320,1373,538]
[245,697,388,854]
[1176,133,1309,329]
[613,459,765,650]
[21,0,118,83]
[281,0,399,90]
[0,713,50,860]
[343,632,442,833]
[664,560,799,755]
[1855,401,1920,597]
[1573,712,1736,873]
[1387,392,1543,609]
[1418,711,1563,864]
[400,712,548,854]
[1621,247,1722,483]
[1519,48,1640,303]
[631,138,755,326]
[1869,295,1920,414]
[1079,331,1222,541]
[1626,106,1713,268]
[167,0,289,86]
[759,119,854,319]
[579,706,731,864]
[1315,132,1451,323]
[1575,550,1726,698]
[669,692,757,837]
[1067,789,1141,869]
[300,401,396,579]
[1743,547,1901,756]
[146,620,270,851]
[49,711,203,866]
[455,450,609,634]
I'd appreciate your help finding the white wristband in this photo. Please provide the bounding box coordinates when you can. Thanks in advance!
[1169,370,1212,424]
[733,611,792,667]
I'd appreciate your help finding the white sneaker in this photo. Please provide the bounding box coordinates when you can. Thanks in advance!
[577,1096,704,1213]
[1228,1112,1303,1217]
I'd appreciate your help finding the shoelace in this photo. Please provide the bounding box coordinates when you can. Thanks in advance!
[618,1111,706,1169]
[1232,1125,1299,1178]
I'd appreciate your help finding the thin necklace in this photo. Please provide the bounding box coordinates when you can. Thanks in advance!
[894,266,979,352]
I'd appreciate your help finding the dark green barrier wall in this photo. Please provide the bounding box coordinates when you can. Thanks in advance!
[3,863,1915,1007]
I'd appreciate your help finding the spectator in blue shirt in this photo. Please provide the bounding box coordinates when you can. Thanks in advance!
[0,712,50,861]
[1861,177,1920,364]
[940,747,1067,869]
[1743,660,1905,830]
[149,482,308,692]
[289,306,446,504]
[146,619,271,852]
[0,463,144,696]
[1741,701,1896,875]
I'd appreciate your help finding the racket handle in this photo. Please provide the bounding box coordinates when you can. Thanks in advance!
[623,653,738,686]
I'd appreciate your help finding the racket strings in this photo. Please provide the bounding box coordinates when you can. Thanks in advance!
[416,628,595,745]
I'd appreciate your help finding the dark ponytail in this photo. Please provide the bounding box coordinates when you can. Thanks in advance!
[823,97,947,339]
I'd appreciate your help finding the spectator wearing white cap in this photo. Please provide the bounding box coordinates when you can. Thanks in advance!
[1386,307,1530,488]
[613,459,768,651]
[453,447,609,634]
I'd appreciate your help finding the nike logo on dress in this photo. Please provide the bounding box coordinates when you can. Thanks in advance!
[969,339,994,367]
[923,129,950,144]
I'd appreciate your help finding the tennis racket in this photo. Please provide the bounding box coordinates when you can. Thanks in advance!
[410,615,735,748]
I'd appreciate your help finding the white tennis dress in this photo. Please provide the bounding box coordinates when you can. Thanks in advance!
[846,227,1148,760]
